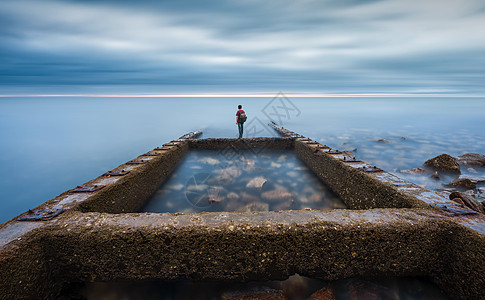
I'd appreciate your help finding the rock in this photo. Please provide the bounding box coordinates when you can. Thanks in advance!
[241,192,260,203]
[348,279,380,300]
[303,186,316,195]
[237,202,269,212]
[273,199,295,210]
[273,183,287,190]
[478,188,485,201]
[430,171,440,179]
[224,200,244,211]
[221,289,286,300]
[244,165,260,172]
[308,287,336,300]
[166,183,184,190]
[446,178,476,189]
[450,197,466,206]
[207,186,225,203]
[208,174,234,186]
[424,153,460,173]
[246,177,268,189]
[299,196,310,203]
[458,174,485,183]
[198,157,220,165]
[210,167,243,185]
[214,166,242,178]
[241,157,255,166]
[455,153,485,167]
[227,192,239,201]
[449,191,484,213]
[439,190,453,198]
[446,175,485,189]
[376,139,389,143]
[309,193,323,203]
[208,196,224,203]
[186,184,208,192]
[277,274,314,300]
[271,162,282,168]
[400,168,427,175]
[261,189,293,202]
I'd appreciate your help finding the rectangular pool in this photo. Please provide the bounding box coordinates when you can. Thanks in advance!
[140,149,346,213]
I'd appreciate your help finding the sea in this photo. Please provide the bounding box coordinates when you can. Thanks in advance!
[1,96,485,223]
[2,95,484,298]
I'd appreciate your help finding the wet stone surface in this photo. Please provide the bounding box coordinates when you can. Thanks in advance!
[141,149,346,213]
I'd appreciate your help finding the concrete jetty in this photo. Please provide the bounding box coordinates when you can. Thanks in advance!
[0,127,483,299]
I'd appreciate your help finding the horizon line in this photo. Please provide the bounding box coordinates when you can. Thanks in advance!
[0,93,483,98]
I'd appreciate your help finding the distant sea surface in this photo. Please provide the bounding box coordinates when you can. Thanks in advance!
[1,96,484,223]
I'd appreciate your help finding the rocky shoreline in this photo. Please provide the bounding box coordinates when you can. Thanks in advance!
[400,153,485,213]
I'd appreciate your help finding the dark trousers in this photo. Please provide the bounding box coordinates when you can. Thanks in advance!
[238,122,244,138]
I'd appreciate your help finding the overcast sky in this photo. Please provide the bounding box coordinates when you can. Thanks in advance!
[1,0,484,96]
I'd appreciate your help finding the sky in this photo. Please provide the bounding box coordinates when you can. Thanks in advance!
[1,0,485,96]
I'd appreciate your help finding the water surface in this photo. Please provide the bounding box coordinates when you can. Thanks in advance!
[1,97,484,222]
[141,149,346,213]
[61,275,450,300]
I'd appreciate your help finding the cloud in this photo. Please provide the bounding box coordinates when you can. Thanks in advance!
[1,0,484,94]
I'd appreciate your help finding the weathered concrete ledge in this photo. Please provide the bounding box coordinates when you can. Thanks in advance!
[1,128,484,299]
[0,209,483,299]
[189,137,294,150]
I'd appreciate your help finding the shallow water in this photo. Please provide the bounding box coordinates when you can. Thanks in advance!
[141,149,346,213]
[61,275,450,300]
[1,96,484,222]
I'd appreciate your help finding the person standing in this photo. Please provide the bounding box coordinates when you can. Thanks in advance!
[236,105,246,138]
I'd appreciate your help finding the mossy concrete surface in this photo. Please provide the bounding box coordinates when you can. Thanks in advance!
[0,129,484,299]
[189,137,294,150]
[77,141,190,214]
[1,209,483,299]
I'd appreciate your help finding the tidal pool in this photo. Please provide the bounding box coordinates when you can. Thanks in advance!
[141,149,346,213]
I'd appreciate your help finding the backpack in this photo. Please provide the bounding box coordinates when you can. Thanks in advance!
[239,110,247,123]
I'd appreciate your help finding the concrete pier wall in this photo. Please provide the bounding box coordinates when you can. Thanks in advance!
[0,129,484,299]
[78,141,190,213]
[294,140,425,209]
[24,210,451,283]
[189,137,294,150]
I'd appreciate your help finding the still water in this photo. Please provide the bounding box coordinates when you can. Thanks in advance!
[1,96,485,222]
[141,149,346,213]
[61,275,449,300]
